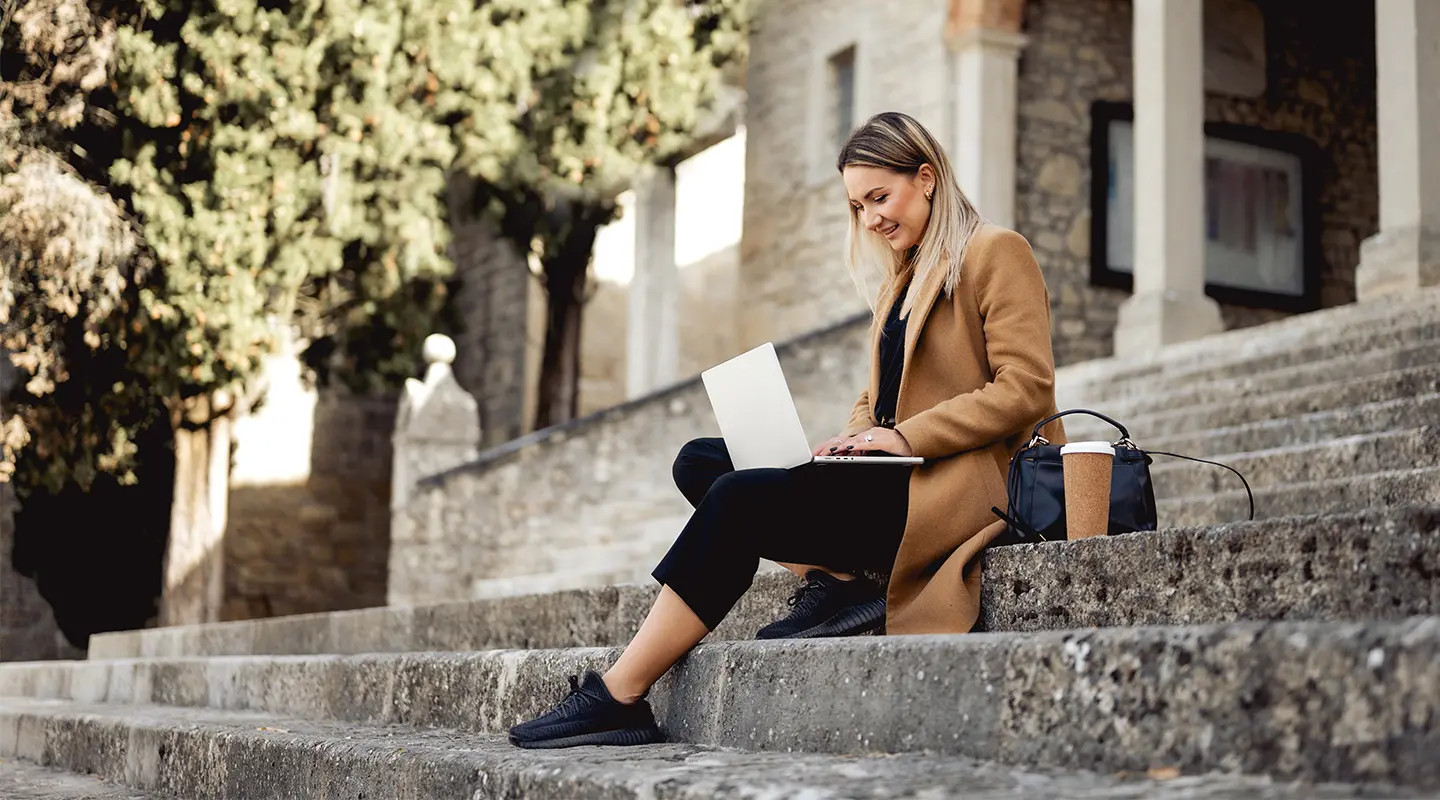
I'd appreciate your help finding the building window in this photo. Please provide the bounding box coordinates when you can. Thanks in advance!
[1089,101,1321,313]
[829,46,856,149]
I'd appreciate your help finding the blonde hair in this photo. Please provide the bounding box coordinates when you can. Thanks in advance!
[836,111,984,317]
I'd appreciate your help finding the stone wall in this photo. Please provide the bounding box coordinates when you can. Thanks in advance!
[389,316,870,606]
[1015,0,1378,365]
[737,0,953,349]
[448,176,541,448]
[224,349,395,621]
[580,244,743,418]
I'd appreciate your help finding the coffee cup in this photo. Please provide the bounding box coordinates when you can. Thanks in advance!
[1061,441,1115,540]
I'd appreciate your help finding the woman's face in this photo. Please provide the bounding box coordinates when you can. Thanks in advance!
[842,164,935,252]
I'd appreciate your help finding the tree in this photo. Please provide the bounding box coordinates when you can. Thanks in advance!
[460,0,751,429]
[1,0,752,631]
[1,0,509,625]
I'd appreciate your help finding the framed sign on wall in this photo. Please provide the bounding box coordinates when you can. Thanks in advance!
[1089,101,1322,312]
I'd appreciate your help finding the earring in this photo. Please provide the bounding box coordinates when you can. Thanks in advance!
[925,188,933,200]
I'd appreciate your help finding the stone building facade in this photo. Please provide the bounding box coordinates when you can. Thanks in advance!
[737,0,954,349]
[385,0,1439,606]
[737,0,1381,366]
[1012,0,1378,362]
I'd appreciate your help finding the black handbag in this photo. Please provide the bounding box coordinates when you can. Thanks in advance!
[990,408,1254,546]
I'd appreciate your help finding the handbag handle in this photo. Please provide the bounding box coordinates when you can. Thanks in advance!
[1027,408,1132,446]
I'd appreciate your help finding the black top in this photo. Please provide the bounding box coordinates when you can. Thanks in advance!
[873,279,910,428]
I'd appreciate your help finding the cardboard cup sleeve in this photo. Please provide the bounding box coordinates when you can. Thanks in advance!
[1061,441,1115,540]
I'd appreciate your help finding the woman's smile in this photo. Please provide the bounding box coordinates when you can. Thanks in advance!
[880,221,900,238]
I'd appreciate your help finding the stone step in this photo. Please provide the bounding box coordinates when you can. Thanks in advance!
[1140,392,1440,459]
[0,759,168,799]
[10,617,1440,787]
[0,701,1412,800]
[1063,363,1440,443]
[981,505,1440,631]
[1161,467,1440,528]
[1148,426,1440,498]
[88,506,1440,659]
[1061,314,1440,409]
[1072,339,1440,423]
[87,568,801,660]
[1056,287,1440,402]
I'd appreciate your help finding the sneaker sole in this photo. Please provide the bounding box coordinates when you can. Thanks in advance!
[782,596,887,640]
[509,725,663,749]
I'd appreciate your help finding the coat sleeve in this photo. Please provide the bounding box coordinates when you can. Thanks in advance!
[893,229,1057,460]
[841,388,875,437]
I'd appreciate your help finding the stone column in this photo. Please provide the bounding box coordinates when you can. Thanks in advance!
[948,0,1028,229]
[626,166,680,399]
[391,335,482,514]
[1112,0,1223,359]
[1356,0,1440,300]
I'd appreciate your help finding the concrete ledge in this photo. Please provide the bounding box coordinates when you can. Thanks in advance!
[388,314,874,607]
[8,617,1440,786]
[0,701,1405,799]
[90,506,1440,659]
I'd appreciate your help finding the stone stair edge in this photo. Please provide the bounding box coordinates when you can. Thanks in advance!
[1146,425,1440,498]
[9,617,1440,788]
[0,700,1413,800]
[1060,317,1440,403]
[1157,463,1440,505]
[1064,338,1440,420]
[1144,423,1435,468]
[84,504,1440,659]
[1054,287,1440,388]
[1059,362,1440,437]
[1104,391,1440,455]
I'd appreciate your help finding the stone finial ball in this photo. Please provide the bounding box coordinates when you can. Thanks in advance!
[423,334,457,365]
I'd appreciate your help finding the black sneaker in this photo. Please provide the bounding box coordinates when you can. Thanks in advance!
[508,670,662,749]
[755,570,886,639]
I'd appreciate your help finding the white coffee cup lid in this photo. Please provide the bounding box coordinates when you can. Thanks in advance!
[1061,441,1116,456]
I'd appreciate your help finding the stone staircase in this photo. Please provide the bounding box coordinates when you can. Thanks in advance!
[0,289,1438,797]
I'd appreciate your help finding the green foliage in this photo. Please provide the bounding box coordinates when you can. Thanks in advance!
[1,0,752,491]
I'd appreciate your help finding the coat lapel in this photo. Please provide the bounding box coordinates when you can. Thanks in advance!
[897,267,946,414]
[866,278,901,404]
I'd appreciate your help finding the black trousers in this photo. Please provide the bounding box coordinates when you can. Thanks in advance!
[652,437,910,630]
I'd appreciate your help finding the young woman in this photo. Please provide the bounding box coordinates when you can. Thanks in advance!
[509,111,1066,749]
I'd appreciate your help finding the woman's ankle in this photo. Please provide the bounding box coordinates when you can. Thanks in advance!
[600,671,645,705]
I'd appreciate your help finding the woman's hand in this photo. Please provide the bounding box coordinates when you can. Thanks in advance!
[820,427,914,457]
[813,436,848,457]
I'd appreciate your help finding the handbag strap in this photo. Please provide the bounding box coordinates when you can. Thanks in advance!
[1028,408,1132,444]
[1146,450,1256,522]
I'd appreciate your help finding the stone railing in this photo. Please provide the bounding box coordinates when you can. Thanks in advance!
[388,318,871,607]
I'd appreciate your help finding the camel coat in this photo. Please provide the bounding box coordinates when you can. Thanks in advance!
[842,224,1067,635]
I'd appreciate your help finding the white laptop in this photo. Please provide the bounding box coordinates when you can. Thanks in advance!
[700,342,925,471]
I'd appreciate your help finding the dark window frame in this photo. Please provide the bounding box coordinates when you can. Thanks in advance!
[830,46,857,150]
[1088,100,1324,313]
